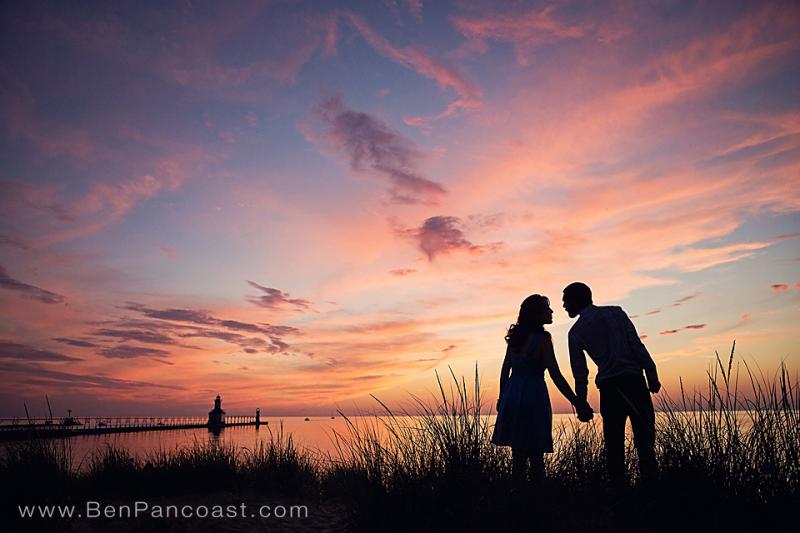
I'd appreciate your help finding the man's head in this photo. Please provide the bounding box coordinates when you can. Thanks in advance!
[563,282,592,318]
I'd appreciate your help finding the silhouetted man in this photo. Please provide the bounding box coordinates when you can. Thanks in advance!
[563,282,660,488]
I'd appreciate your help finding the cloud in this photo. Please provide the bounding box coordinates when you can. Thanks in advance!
[343,12,481,124]
[123,303,216,325]
[0,264,66,304]
[52,337,100,348]
[98,345,171,359]
[633,292,702,318]
[92,328,178,346]
[155,244,177,258]
[119,302,299,354]
[245,281,312,311]
[659,324,707,335]
[406,0,423,22]
[0,360,183,391]
[452,5,587,65]
[770,283,789,292]
[0,340,83,362]
[396,216,502,261]
[672,293,701,307]
[311,95,446,205]
[389,268,417,276]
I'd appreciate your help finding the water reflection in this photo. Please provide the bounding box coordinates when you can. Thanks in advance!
[2,412,754,470]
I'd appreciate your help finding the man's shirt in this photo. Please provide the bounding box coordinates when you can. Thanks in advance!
[568,304,657,391]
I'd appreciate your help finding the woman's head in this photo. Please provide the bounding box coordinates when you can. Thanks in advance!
[518,294,553,326]
[505,294,552,350]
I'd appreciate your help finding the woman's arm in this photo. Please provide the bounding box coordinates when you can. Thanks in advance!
[542,334,591,416]
[497,345,512,411]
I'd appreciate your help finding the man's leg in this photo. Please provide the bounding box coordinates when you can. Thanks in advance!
[624,377,658,484]
[600,384,628,489]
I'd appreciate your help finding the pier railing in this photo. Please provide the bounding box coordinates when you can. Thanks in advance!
[0,415,263,441]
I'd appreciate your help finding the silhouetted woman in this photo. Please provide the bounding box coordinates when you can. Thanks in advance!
[491,294,593,489]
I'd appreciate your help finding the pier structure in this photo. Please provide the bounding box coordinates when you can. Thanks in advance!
[0,395,265,441]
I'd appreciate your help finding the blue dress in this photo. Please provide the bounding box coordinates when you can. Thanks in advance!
[491,332,554,453]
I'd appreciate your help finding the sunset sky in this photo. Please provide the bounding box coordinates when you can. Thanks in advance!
[1,0,798,417]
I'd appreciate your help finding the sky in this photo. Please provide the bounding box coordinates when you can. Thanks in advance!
[0,0,798,417]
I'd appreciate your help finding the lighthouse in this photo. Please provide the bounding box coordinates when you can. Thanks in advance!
[207,395,226,428]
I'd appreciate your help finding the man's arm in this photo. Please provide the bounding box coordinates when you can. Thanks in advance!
[568,329,590,403]
[621,309,660,393]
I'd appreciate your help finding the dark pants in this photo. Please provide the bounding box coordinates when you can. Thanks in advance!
[599,374,658,486]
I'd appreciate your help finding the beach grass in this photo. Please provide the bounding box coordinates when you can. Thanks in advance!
[2,343,798,531]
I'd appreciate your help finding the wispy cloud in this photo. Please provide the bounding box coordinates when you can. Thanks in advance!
[310,95,447,205]
[452,5,587,65]
[0,360,183,391]
[120,302,300,354]
[246,281,312,311]
[155,244,177,259]
[52,337,100,348]
[770,283,790,292]
[0,265,66,304]
[99,345,171,359]
[659,324,708,335]
[343,12,481,125]
[0,340,82,362]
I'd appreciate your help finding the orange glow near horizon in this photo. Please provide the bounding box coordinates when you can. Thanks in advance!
[0,1,798,417]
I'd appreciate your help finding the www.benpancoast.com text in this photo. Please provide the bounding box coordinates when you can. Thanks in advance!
[18,501,309,520]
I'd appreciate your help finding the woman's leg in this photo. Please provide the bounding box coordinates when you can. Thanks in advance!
[530,452,545,484]
[511,448,529,490]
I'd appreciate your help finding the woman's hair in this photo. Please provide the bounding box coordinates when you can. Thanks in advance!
[505,294,549,352]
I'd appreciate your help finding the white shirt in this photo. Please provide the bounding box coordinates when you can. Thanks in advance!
[568,304,657,389]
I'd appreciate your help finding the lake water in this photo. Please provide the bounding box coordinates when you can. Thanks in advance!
[1,414,578,467]
[2,411,758,469]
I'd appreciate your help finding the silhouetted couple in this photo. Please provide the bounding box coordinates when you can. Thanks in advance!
[491,282,660,491]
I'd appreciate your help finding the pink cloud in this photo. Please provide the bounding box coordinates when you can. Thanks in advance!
[394,216,503,261]
[452,5,586,65]
[406,0,423,22]
[770,284,789,292]
[155,245,177,259]
[344,12,481,124]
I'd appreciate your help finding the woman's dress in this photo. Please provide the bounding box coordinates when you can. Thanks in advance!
[491,332,553,452]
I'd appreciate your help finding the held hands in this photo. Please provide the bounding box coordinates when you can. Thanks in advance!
[575,400,594,423]
[646,371,661,394]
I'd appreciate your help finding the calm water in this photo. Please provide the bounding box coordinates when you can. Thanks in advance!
[0,414,567,466]
[2,412,757,469]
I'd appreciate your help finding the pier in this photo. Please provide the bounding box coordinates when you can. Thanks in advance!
[0,395,264,441]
